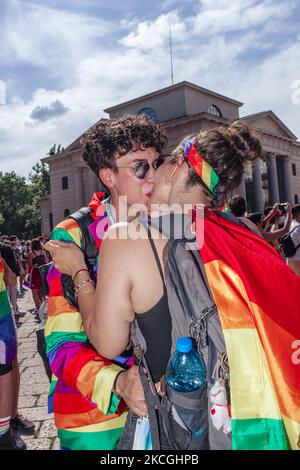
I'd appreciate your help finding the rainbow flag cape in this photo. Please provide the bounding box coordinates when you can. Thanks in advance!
[45,193,130,450]
[0,258,17,364]
[197,209,300,450]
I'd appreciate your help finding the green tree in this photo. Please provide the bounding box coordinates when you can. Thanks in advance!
[0,162,50,238]
[48,144,65,156]
[26,162,51,236]
[0,143,66,238]
[0,171,31,237]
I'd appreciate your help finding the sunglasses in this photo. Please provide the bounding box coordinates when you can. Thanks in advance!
[116,154,182,180]
[116,159,161,180]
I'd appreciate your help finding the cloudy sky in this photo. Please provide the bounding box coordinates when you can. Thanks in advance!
[0,0,299,176]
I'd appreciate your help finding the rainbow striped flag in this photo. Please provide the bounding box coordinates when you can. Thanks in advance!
[45,193,130,450]
[197,209,300,450]
[0,258,17,365]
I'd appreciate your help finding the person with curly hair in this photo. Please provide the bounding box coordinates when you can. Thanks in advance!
[44,114,167,450]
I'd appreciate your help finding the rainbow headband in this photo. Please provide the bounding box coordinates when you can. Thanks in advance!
[182,137,219,195]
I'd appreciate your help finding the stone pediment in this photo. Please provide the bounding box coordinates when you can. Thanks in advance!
[242,111,297,141]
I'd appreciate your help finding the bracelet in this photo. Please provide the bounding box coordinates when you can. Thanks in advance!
[72,268,89,283]
[74,279,95,299]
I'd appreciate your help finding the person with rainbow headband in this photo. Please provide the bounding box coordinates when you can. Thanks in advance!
[44,114,167,450]
[47,121,300,450]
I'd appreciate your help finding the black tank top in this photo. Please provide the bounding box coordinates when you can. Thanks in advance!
[134,225,172,383]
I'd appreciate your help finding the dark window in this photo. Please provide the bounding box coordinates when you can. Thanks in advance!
[292,163,297,176]
[295,195,299,204]
[208,104,222,117]
[62,176,68,190]
[64,209,70,218]
[138,107,158,123]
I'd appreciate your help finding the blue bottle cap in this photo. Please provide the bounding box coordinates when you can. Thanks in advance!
[176,337,193,353]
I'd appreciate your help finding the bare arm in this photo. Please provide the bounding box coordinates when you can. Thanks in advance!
[45,226,135,359]
[45,234,147,418]
[2,257,17,287]
[263,204,280,230]
[262,204,292,243]
[27,252,33,269]
[85,231,134,359]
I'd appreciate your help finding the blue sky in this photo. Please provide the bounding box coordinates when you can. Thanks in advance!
[0,0,300,175]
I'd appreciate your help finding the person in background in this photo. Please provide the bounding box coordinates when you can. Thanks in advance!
[18,241,27,293]
[27,238,48,314]
[247,205,292,245]
[228,195,247,217]
[0,255,35,450]
[3,237,20,317]
[286,204,300,276]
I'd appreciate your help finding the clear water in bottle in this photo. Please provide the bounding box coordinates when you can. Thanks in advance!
[166,337,206,392]
[38,298,48,330]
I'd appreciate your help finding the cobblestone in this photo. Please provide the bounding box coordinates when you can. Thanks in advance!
[15,290,56,450]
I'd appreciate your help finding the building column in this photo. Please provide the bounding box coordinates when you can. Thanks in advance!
[75,168,84,208]
[253,159,264,212]
[237,173,247,201]
[282,156,293,204]
[267,153,280,204]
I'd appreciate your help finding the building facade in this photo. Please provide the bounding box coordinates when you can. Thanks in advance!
[41,81,300,233]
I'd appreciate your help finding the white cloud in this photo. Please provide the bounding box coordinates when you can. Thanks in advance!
[120,12,186,50]
[193,0,290,35]
[0,0,113,68]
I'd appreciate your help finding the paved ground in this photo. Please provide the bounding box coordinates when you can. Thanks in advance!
[15,289,59,450]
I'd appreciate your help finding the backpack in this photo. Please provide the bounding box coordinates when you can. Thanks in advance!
[279,225,300,258]
[39,207,98,307]
[118,214,231,450]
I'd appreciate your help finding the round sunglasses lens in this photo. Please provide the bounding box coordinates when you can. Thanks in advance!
[135,162,150,179]
[154,157,164,169]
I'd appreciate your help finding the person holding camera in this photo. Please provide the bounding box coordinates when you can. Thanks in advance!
[286,204,300,276]
[247,203,292,247]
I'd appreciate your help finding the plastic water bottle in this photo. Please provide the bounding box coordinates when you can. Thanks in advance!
[166,337,206,392]
[38,298,48,330]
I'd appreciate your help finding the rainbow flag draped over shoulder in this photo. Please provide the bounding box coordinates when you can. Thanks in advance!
[45,193,130,450]
[0,258,17,365]
[196,209,300,450]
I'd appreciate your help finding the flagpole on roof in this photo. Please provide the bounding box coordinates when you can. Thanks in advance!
[169,23,174,85]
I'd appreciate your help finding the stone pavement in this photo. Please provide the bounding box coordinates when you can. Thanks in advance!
[15,288,59,450]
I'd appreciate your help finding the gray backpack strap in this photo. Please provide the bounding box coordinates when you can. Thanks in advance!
[130,319,148,359]
[130,320,161,450]
[138,358,161,450]
[165,241,216,353]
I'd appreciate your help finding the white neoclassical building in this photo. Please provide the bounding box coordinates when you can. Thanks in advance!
[41,81,300,233]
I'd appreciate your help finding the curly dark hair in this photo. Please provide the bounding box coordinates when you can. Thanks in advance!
[185,120,263,208]
[81,114,167,180]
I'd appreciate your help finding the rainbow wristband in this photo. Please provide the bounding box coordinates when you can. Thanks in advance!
[75,279,95,299]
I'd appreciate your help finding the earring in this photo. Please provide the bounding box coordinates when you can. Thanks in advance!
[165,157,185,184]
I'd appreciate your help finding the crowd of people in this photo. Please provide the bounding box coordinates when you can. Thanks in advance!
[0,235,52,449]
[0,235,50,319]
[0,114,299,451]
[228,196,300,274]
